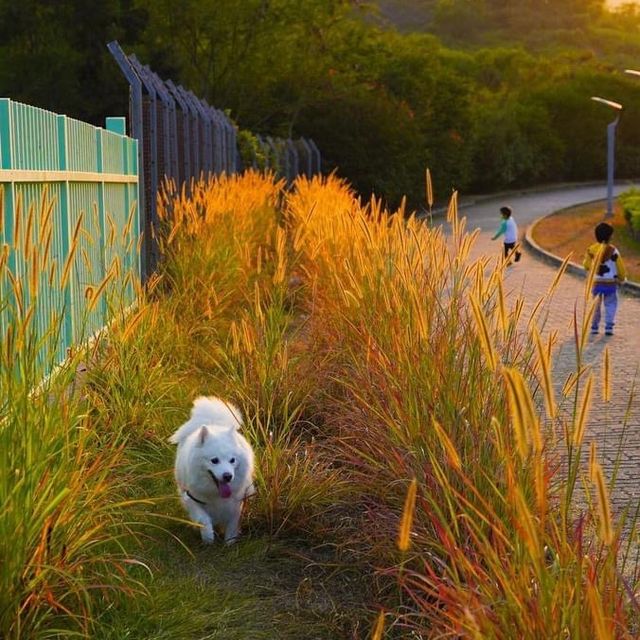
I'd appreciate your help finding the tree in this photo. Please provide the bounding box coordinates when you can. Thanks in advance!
[0,0,147,124]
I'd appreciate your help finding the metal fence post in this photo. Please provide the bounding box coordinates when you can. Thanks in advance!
[297,138,312,178]
[106,41,150,281]
[128,57,160,273]
[166,80,191,186]
[178,86,200,179]
[127,57,159,272]
[144,65,177,185]
[286,139,299,185]
[308,139,321,175]
[189,92,212,175]
[204,102,221,174]
[223,111,237,174]
[145,65,169,184]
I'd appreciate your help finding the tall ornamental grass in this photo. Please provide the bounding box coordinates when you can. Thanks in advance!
[153,171,638,636]
[0,189,143,638]
[81,169,638,638]
[283,174,637,638]
[155,172,346,537]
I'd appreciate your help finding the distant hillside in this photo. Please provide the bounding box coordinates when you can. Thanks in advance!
[371,0,434,31]
[371,0,638,35]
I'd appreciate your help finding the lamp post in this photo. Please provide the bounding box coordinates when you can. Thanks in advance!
[591,96,623,218]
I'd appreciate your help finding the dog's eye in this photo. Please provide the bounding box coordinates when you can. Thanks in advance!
[211,457,219,464]
[229,457,236,464]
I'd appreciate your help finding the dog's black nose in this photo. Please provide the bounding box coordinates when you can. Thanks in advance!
[222,472,233,483]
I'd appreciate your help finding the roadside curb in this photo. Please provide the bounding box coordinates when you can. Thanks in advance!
[524,214,640,298]
[426,179,638,219]
[458,180,611,210]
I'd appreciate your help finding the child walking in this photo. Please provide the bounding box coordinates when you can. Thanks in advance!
[583,221,626,336]
[491,206,521,263]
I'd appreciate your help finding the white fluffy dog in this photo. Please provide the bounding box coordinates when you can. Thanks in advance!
[169,396,255,544]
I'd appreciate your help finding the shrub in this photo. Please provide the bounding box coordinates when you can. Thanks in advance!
[619,187,640,236]
[237,129,269,172]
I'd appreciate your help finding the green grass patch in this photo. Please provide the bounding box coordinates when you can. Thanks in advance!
[95,535,367,640]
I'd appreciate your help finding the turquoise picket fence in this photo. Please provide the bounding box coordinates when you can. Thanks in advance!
[0,98,140,377]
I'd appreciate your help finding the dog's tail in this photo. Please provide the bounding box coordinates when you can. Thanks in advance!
[168,396,244,444]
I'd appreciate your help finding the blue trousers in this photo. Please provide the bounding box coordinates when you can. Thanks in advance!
[591,288,618,332]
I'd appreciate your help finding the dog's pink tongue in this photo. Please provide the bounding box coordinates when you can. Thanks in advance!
[219,482,232,499]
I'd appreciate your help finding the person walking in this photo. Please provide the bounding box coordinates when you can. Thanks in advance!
[491,206,521,263]
[583,221,626,336]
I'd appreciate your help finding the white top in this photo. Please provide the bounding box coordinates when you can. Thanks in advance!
[504,217,518,243]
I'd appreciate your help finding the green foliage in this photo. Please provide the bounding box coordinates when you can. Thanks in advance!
[2,0,640,206]
[0,0,147,125]
[619,187,640,234]
[236,129,268,171]
[374,0,434,32]
[432,0,491,42]
[469,98,565,189]
[430,0,605,41]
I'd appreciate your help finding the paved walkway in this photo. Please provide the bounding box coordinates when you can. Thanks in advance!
[460,186,640,514]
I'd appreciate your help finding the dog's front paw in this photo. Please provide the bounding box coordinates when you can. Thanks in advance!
[200,527,215,544]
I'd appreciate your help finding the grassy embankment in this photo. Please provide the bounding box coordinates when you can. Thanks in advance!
[532,201,640,281]
[3,173,639,638]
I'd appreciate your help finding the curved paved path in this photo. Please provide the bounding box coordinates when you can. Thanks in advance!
[460,186,640,513]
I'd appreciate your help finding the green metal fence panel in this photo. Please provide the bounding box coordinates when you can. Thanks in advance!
[0,100,12,170]
[0,98,140,379]
[67,182,104,339]
[10,182,70,366]
[102,127,126,174]
[66,116,99,172]
[11,101,60,170]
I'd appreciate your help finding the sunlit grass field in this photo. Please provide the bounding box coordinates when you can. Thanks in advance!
[2,172,639,638]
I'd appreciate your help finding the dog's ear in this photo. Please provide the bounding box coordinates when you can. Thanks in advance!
[198,426,208,446]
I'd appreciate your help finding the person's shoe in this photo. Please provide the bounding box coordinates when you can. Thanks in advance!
[605,330,614,336]
[591,328,599,335]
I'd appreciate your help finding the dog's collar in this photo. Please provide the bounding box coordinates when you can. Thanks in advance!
[183,483,256,506]
[186,489,207,505]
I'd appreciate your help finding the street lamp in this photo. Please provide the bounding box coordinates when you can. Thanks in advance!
[591,96,623,218]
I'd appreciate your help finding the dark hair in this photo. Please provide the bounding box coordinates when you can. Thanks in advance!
[500,206,512,217]
[595,222,614,243]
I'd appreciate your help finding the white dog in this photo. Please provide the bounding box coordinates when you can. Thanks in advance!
[169,396,255,544]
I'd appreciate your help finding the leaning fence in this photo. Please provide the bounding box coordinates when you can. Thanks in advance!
[0,98,140,375]
[108,40,322,279]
